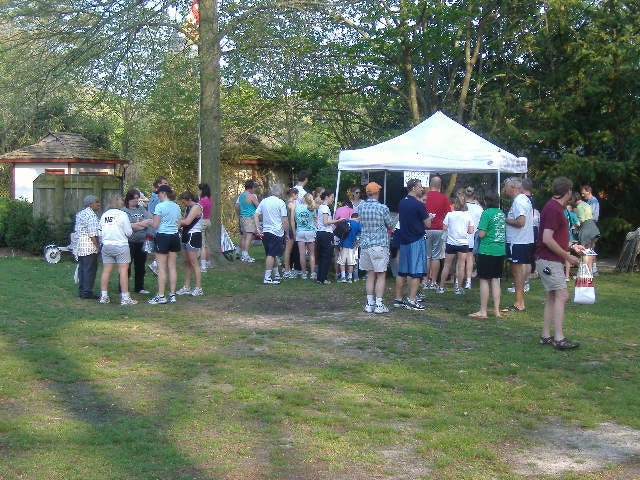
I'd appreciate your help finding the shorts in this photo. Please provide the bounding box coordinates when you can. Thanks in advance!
[337,247,358,266]
[506,243,532,264]
[445,243,470,254]
[359,246,390,273]
[240,216,257,233]
[155,232,181,254]
[182,231,202,252]
[101,244,131,264]
[425,229,446,260]
[536,259,567,292]
[200,219,211,247]
[397,238,427,278]
[262,232,285,258]
[476,254,505,279]
[296,230,316,243]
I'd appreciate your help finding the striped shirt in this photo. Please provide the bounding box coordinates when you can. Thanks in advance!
[356,199,394,250]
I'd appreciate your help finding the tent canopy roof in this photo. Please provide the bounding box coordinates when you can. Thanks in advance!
[338,111,526,174]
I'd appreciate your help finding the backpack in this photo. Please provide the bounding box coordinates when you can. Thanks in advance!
[333,220,351,241]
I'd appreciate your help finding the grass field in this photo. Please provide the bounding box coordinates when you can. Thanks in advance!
[1,252,639,479]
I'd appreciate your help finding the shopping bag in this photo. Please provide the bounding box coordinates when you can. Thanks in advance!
[574,262,595,304]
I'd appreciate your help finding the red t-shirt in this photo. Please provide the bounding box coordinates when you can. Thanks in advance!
[424,190,450,230]
[535,198,569,263]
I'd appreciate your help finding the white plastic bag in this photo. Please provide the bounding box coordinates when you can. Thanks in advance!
[574,262,595,304]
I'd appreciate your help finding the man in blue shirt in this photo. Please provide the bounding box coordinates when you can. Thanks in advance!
[394,179,432,310]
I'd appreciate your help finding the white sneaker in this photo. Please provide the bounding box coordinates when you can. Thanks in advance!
[524,282,530,293]
[300,272,308,280]
[148,295,167,305]
[200,261,208,272]
[374,303,390,314]
[241,256,256,263]
[436,287,446,294]
[454,287,465,295]
[310,271,317,280]
[168,294,177,303]
[137,289,150,295]
[176,286,192,295]
[364,303,375,313]
[190,287,204,296]
[464,279,471,289]
[121,297,138,306]
[507,284,516,293]
[337,277,347,283]
[263,278,280,285]
[99,296,110,304]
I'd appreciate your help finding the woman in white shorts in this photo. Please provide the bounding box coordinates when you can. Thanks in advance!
[98,195,136,305]
[295,193,317,279]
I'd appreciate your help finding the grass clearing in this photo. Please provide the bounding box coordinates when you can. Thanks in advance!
[1,252,639,479]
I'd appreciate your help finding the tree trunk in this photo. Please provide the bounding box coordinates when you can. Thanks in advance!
[198,0,224,266]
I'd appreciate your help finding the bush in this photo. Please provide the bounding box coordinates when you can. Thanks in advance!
[0,198,52,255]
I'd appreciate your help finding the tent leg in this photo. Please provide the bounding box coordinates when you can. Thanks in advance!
[383,171,387,204]
[334,170,342,212]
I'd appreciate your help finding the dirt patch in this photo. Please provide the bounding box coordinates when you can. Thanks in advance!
[507,418,640,476]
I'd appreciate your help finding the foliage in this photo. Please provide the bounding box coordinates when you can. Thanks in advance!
[0,199,52,254]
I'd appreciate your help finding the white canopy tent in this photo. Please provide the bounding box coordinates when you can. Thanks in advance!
[335,110,527,205]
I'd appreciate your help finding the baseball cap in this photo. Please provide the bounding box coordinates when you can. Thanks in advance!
[365,182,382,194]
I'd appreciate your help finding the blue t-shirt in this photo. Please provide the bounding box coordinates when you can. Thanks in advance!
[396,195,429,244]
[341,220,361,248]
[154,200,181,234]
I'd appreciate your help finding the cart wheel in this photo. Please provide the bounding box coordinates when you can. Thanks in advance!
[43,244,61,264]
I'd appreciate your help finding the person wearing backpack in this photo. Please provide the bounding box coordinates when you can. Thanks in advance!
[337,213,361,283]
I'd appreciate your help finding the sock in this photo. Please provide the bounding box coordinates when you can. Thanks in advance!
[121,292,130,300]
[367,294,375,305]
[376,297,384,306]
[264,270,271,280]
[347,273,352,279]
[101,290,108,297]
[340,272,346,279]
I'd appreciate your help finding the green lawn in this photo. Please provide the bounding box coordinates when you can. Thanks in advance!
[0,254,638,479]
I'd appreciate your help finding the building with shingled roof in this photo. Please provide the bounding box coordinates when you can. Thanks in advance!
[0,132,128,201]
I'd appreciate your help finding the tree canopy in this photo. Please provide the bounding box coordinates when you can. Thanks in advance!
[1,0,638,254]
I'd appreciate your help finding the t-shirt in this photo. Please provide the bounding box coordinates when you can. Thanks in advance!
[239,191,257,218]
[295,204,315,232]
[316,204,334,233]
[121,206,151,243]
[255,195,287,237]
[477,207,506,256]
[443,210,473,246]
[424,190,450,230]
[99,208,132,246]
[535,199,569,263]
[341,220,361,249]
[199,196,212,220]
[587,196,600,222]
[397,195,429,245]
[294,185,308,205]
[506,193,534,244]
[154,200,181,234]
[334,205,354,221]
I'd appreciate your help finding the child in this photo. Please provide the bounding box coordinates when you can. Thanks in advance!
[439,190,474,294]
[337,213,361,283]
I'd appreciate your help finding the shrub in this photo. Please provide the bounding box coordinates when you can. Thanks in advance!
[0,199,52,255]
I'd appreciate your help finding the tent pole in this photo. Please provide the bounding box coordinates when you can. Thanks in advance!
[383,170,387,204]
[497,170,501,197]
[334,170,342,212]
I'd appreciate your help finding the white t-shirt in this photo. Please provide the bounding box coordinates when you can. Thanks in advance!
[466,202,484,248]
[255,195,287,237]
[506,193,534,244]
[316,204,333,233]
[293,185,308,205]
[443,211,473,246]
[99,209,132,246]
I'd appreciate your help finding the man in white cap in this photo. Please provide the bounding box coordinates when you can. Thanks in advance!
[74,194,101,299]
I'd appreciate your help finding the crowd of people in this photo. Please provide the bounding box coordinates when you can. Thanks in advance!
[73,170,600,350]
